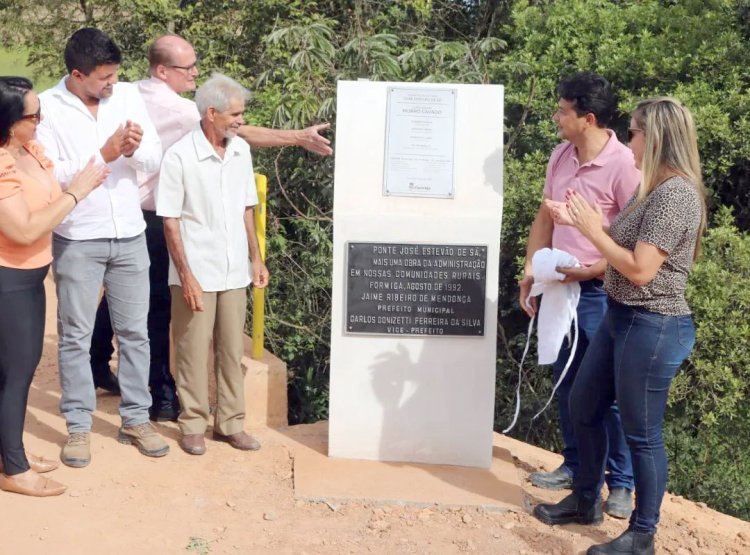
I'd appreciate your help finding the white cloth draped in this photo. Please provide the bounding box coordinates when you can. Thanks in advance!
[504,247,581,434]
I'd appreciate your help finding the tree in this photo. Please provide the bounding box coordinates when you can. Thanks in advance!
[2,0,748,519]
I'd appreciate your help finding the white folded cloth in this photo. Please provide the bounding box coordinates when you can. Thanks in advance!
[504,247,581,433]
[528,248,581,364]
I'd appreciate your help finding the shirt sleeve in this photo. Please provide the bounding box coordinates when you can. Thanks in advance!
[638,182,700,255]
[0,151,22,200]
[156,149,185,218]
[542,143,568,198]
[123,86,162,175]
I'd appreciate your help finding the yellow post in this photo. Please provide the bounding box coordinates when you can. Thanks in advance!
[251,174,268,360]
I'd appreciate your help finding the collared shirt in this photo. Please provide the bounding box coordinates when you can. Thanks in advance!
[156,126,258,292]
[36,78,162,240]
[136,77,201,211]
[543,130,640,266]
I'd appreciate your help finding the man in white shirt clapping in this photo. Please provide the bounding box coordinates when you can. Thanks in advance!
[37,28,169,467]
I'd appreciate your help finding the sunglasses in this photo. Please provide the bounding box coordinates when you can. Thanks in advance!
[627,127,643,142]
[21,106,42,123]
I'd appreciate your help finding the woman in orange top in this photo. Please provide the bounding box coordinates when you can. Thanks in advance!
[0,76,107,497]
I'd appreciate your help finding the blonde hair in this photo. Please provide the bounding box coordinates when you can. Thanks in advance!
[631,96,707,259]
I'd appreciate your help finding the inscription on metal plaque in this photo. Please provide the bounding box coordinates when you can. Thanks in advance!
[345,242,487,336]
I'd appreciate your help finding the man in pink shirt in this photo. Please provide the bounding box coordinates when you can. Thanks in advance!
[518,72,639,518]
[89,35,332,422]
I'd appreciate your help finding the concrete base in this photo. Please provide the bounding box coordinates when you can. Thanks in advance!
[283,421,524,511]
[241,334,288,428]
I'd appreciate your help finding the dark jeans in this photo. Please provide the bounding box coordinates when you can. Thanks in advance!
[0,265,48,475]
[553,279,633,490]
[570,300,695,533]
[90,210,175,401]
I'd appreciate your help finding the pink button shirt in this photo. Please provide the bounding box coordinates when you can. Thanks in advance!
[137,77,201,211]
[543,130,640,267]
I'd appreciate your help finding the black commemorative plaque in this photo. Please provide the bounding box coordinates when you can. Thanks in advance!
[345,242,487,336]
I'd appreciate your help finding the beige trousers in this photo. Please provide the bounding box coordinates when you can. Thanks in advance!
[170,286,247,435]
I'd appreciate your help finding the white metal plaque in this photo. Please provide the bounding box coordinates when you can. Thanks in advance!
[383,87,457,198]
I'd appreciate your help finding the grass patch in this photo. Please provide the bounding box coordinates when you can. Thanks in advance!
[185,536,211,554]
[0,47,56,90]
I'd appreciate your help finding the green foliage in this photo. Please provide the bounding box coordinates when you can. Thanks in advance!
[0,47,55,90]
[665,207,750,517]
[3,0,749,519]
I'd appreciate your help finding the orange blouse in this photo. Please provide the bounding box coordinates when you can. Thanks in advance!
[0,141,62,269]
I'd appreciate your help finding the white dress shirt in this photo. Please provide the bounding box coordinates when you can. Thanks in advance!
[156,126,258,292]
[37,78,162,240]
[136,77,200,211]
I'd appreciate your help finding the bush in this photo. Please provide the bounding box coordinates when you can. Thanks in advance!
[667,207,750,519]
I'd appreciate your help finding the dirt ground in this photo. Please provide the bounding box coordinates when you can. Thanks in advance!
[2,290,749,554]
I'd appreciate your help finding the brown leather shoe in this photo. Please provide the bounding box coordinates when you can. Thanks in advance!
[0,469,67,497]
[179,434,206,455]
[212,431,261,451]
[0,453,58,474]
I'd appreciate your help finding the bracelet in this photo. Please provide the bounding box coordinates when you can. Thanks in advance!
[64,191,79,205]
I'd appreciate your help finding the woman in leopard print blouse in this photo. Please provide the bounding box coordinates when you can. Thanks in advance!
[535,97,707,555]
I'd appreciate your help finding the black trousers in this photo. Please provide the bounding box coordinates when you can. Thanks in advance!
[0,264,48,476]
[90,210,176,399]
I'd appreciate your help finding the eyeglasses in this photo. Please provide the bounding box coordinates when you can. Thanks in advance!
[165,58,199,72]
[21,106,41,123]
[627,127,643,142]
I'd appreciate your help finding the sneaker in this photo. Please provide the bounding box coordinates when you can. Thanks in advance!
[118,422,170,457]
[604,487,633,519]
[530,465,574,490]
[61,432,91,468]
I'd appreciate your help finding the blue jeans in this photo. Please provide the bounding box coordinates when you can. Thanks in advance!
[553,280,633,490]
[53,233,152,431]
[90,211,175,401]
[570,300,695,533]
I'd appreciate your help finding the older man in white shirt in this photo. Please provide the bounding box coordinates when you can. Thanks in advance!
[89,34,332,422]
[157,73,269,455]
[37,28,169,467]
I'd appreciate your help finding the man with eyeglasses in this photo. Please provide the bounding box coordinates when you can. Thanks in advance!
[518,71,639,520]
[89,34,333,423]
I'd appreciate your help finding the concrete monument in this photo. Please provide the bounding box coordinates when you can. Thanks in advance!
[329,80,504,468]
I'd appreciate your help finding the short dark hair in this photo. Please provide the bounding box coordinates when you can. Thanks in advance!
[64,28,122,75]
[557,71,616,127]
[0,76,33,145]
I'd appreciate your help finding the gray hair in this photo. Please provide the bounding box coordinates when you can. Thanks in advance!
[195,73,251,117]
